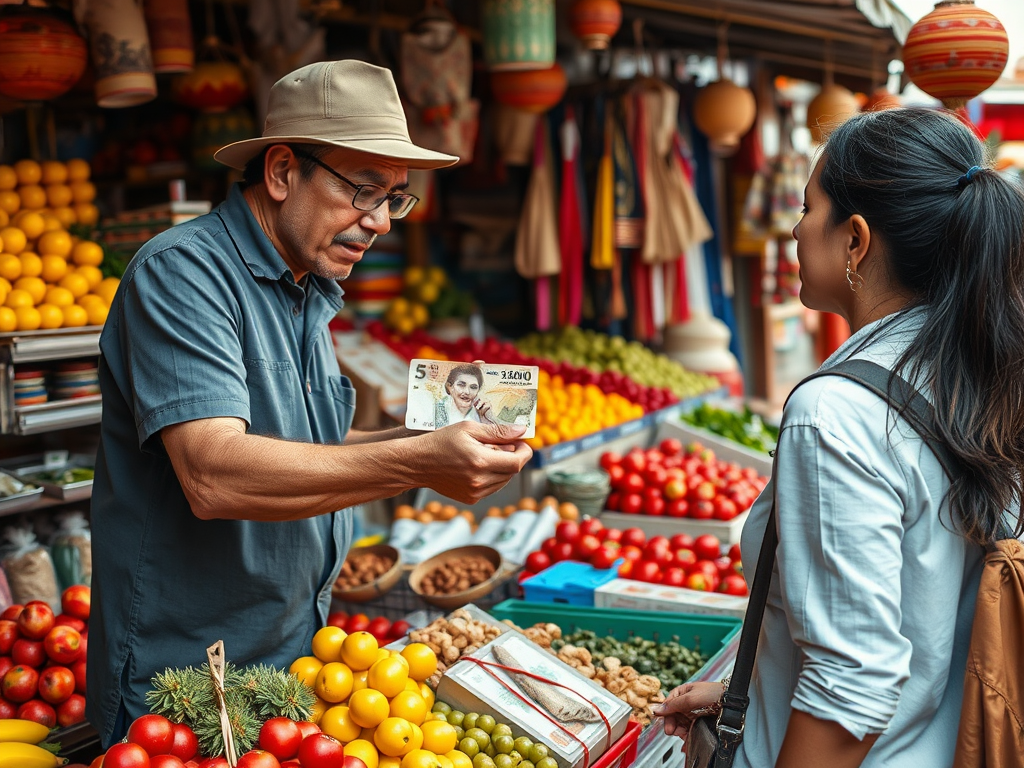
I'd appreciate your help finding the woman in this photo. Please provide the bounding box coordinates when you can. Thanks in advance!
[656,108,1024,767]
[434,364,497,427]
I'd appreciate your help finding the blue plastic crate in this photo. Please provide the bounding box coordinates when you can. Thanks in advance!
[521,560,621,606]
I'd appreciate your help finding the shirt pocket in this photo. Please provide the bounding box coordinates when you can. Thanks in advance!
[329,374,356,438]
[243,357,303,438]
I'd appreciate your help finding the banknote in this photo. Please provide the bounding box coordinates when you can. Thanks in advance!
[405,359,538,438]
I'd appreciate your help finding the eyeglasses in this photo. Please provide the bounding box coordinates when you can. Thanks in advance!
[292,149,419,219]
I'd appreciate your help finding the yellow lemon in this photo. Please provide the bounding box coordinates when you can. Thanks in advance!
[70,181,96,204]
[13,159,41,186]
[359,726,378,743]
[421,721,457,755]
[309,696,330,725]
[16,212,45,241]
[352,669,369,693]
[14,305,40,330]
[320,705,362,744]
[74,203,99,227]
[17,253,41,279]
[374,717,414,758]
[349,688,390,729]
[381,759,402,768]
[36,303,63,330]
[401,749,440,768]
[0,166,16,191]
[60,303,88,328]
[37,230,72,257]
[17,184,46,210]
[14,276,45,304]
[53,206,76,229]
[288,656,324,688]
[403,679,419,694]
[58,272,89,299]
[0,227,27,255]
[40,161,67,186]
[46,184,73,209]
[75,264,102,288]
[312,626,349,664]
[5,289,34,309]
[367,656,409,698]
[402,724,423,757]
[94,277,120,305]
[445,751,473,768]
[85,302,108,326]
[40,256,68,284]
[400,644,438,683]
[376,649,391,664]
[418,683,434,712]
[388,690,426,726]
[66,158,90,182]
[315,662,355,704]
[345,739,381,768]
[437,757,453,768]
[71,240,103,267]
[0,306,15,332]
[341,632,379,672]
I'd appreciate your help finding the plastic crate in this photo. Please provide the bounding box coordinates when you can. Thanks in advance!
[592,719,642,768]
[521,561,621,606]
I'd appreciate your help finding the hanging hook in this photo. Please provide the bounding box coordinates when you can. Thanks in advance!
[716,19,731,79]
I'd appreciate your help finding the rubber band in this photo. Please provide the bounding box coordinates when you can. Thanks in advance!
[957,165,982,190]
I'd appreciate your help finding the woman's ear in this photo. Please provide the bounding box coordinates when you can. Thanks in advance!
[848,213,872,273]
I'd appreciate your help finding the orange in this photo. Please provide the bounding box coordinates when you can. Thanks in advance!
[348,688,389,729]
[401,750,439,768]
[66,158,90,182]
[53,206,76,229]
[0,255,19,282]
[418,683,434,712]
[44,286,73,308]
[341,631,379,672]
[402,725,423,756]
[0,227,27,255]
[60,304,88,328]
[94,277,120,305]
[0,166,15,191]
[40,161,67,186]
[345,739,380,768]
[351,669,369,693]
[315,662,354,704]
[421,721,457,755]
[75,264,102,289]
[374,717,414,758]
[367,657,409,698]
[37,230,72,257]
[17,253,41,279]
[40,256,68,284]
[0,191,18,216]
[388,690,426,726]
[17,184,46,210]
[0,307,14,332]
[58,272,89,299]
[445,751,473,768]
[74,203,99,227]
[403,679,420,694]
[436,756,453,768]
[310,697,330,725]
[85,302,108,326]
[46,184,73,209]
[288,655,324,688]
[400,644,438,683]
[70,181,96,204]
[41,214,61,232]
[376,649,390,665]
[71,240,103,267]
[0,210,7,228]
[14,276,45,304]
[320,705,362,743]
[359,726,377,743]
[312,626,349,664]
[16,211,45,241]
[5,289,34,309]
[13,159,41,186]
[14,306,40,331]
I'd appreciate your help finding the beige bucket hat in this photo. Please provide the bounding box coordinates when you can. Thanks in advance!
[214,60,459,171]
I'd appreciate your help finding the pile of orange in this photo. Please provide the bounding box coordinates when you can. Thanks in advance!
[0,158,98,231]
[527,369,645,450]
[290,627,464,768]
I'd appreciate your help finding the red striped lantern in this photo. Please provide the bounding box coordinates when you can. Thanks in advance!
[0,8,87,101]
[903,1,1008,110]
[490,64,567,113]
[569,0,622,51]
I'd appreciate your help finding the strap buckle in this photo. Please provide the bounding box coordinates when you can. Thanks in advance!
[713,695,747,764]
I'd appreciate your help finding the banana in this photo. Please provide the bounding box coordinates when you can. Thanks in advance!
[0,719,52,744]
[0,741,66,767]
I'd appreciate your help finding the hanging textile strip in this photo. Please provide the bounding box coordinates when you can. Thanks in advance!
[671,132,693,323]
[559,106,585,327]
[631,90,653,340]
[591,106,615,270]
[461,655,614,768]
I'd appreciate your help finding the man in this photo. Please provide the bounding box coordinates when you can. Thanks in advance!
[87,60,531,746]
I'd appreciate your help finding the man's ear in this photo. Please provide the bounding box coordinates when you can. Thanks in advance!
[263,145,296,203]
[848,213,872,273]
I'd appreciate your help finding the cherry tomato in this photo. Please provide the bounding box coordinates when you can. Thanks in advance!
[259,717,302,761]
[128,714,175,756]
[170,723,199,761]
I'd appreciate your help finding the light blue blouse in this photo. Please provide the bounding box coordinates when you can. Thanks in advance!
[735,309,984,768]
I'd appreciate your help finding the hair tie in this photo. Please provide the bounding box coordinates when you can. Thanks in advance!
[957,165,983,190]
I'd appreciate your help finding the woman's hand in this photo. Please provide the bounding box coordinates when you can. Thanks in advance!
[653,681,724,739]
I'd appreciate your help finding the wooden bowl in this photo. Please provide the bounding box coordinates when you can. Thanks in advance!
[332,544,403,602]
[409,545,508,610]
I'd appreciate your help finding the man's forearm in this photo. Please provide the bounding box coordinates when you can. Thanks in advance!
[344,425,418,445]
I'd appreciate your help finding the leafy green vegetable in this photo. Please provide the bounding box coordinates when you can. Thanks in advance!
[25,467,94,485]
[682,403,778,454]
[555,630,710,691]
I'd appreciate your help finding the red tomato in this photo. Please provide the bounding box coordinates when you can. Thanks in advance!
[621,527,646,549]
[61,585,91,622]
[298,733,344,768]
[713,498,739,521]
[713,556,734,578]
[524,551,551,574]
[574,534,602,561]
[0,621,17,654]
[150,758,187,768]
[365,617,391,641]
[387,620,411,640]
[693,561,721,591]
[619,545,643,563]
[666,499,689,518]
[198,759,230,768]
[693,534,722,561]
[259,717,302,761]
[673,548,698,572]
[685,572,713,591]
[17,699,56,728]
[622,473,645,494]
[617,560,634,578]
[343,614,370,634]
[602,528,623,543]
[642,486,664,505]
[670,533,695,550]
[599,451,621,471]
[326,612,348,629]
[633,561,662,583]
[621,451,646,474]
[719,574,749,596]
[38,665,76,704]
[662,567,687,587]
[645,497,666,517]
[620,493,643,515]
[103,743,151,768]
[659,438,683,457]
[2,665,38,702]
[236,750,282,768]
[549,542,575,562]
[541,537,560,558]
[605,492,621,511]
[294,721,321,740]
[643,465,667,487]
[128,714,175,756]
[690,500,715,520]
[555,521,580,544]
[57,693,87,727]
[0,605,22,622]
[728,543,742,562]
[590,545,620,571]
[578,518,604,538]
[663,479,686,501]
[44,626,82,665]
[607,465,626,489]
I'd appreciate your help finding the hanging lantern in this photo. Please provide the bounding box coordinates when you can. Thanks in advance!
[481,0,555,71]
[490,64,567,113]
[0,7,88,102]
[865,87,901,111]
[903,0,1008,110]
[569,0,622,51]
[173,60,249,113]
[693,79,756,155]
[76,0,158,108]
[143,0,194,74]
[807,83,860,143]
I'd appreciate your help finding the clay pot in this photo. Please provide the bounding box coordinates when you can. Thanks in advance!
[569,0,622,51]
[806,83,859,144]
[0,7,88,101]
[490,64,567,114]
[693,79,756,155]
[481,0,555,71]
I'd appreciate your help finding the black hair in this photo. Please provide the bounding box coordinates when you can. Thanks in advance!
[444,364,483,393]
[820,107,1024,543]
[239,143,334,188]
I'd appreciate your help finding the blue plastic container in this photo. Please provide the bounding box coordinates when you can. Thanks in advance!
[521,560,621,606]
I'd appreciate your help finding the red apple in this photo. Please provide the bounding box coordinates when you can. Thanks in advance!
[17,603,54,640]
[54,614,87,633]
[2,664,39,702]
[44,625,82,665]
[38,664,76,704]
[0,621,18,654]
[0,605,23,622]
[60,586,91,622]
[12,639,45,668]
[71,659,87,694]
[17,699,56,728]
[56,693,87,727]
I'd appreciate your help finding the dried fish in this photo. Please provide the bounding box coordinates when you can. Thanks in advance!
[493,645,600,723]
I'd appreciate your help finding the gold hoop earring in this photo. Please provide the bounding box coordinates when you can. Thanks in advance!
[846,261,865,293]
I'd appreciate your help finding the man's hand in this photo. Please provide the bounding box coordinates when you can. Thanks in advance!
[414,421,533,503]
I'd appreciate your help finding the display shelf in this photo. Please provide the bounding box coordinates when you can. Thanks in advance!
[0,327,102,364]
[9,396,102,436]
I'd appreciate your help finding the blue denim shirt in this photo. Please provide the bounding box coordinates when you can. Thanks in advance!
[88,184,354,747]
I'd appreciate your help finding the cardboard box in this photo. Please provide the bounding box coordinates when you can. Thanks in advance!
[437,631,631,768]
[594,579,747,618]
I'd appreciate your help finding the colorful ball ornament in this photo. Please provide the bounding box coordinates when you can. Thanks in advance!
[864,87,901,112]
[490,64,567,113]
[0,8,87,101]
[172,60,249,113]
[569,0,622,51]
[902,0,1008,110]
[693,79,756,155]
[806,83,860,144]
